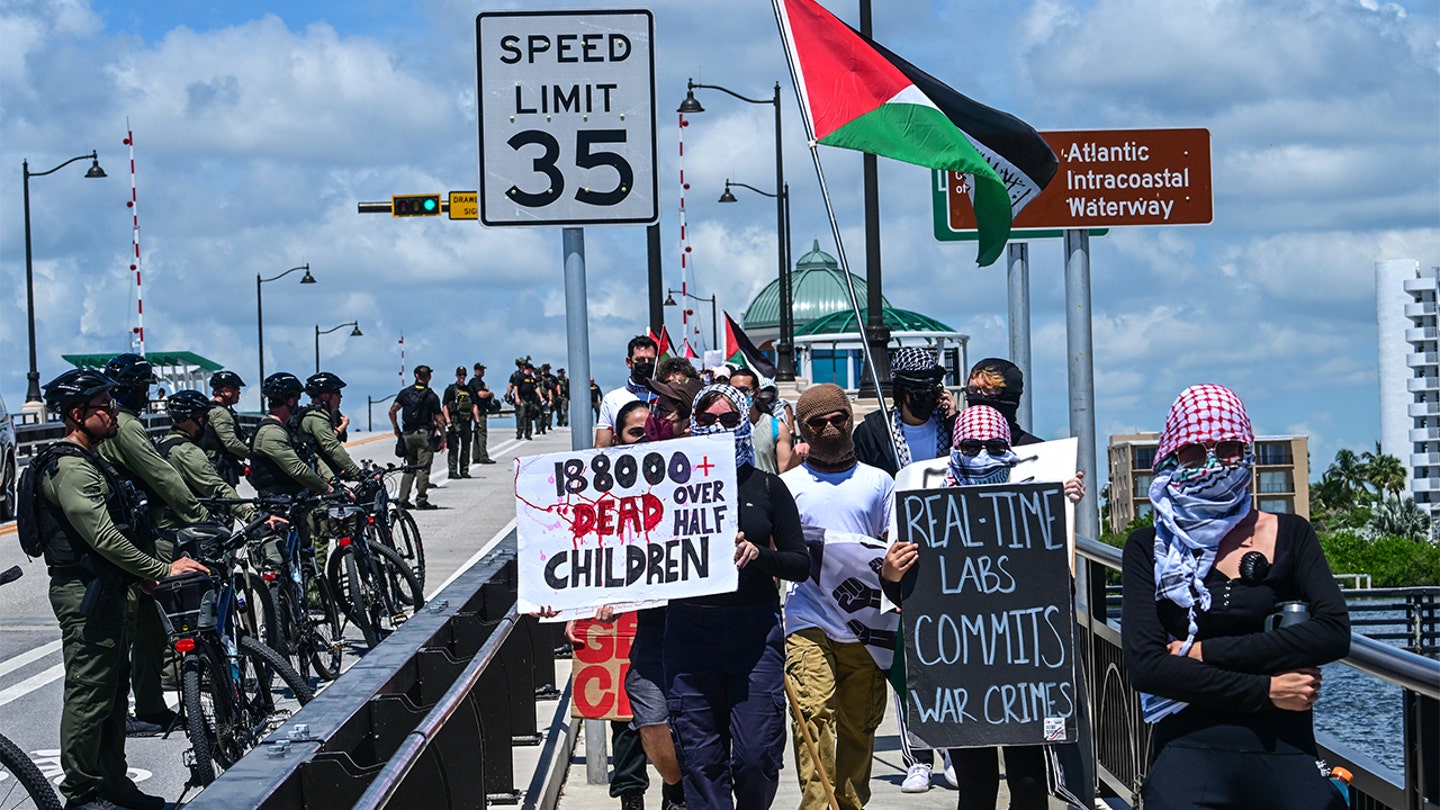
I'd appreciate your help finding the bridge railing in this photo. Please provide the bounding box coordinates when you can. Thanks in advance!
[186,539,563,809]
[1076,535,1440,810]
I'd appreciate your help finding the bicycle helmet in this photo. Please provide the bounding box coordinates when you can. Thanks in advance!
[43,369,119,413]
[260,372,304,401]
[166,389,213,422]
[210,370,246,390]
[104,353,158,388]
[304,372,347,396]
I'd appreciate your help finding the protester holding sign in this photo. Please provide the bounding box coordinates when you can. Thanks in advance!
[1121,385,1350,810]
[882,406,1085,810]
[780,384,895,810]
[664,384,809,810]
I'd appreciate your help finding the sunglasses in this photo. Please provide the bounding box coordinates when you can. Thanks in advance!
[694,411,742,429]
[964,385,1004,398]
[956,439,1010,457]
[84,399,118,415]
[1174,440,1248,470]
[806,413,848,430]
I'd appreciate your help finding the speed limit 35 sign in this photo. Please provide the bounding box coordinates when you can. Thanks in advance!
[476,10,658,227]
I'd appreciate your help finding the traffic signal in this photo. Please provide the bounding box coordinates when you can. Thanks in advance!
[392,194,442,217]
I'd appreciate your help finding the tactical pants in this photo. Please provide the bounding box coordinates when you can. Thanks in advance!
[448,419,473,476]
[517,399,539,440]
[540,400,553,432]
[51,573,138,803]
[665,604,787,810]
[785,628,887,810]
[398,429,435,505]
[556,396,570,426]
[129,529,175,717]
[472,415,492,462]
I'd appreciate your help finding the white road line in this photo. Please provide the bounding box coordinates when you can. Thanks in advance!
[0,639,61,679]
[426,518,517,601]
[0,663,64,708]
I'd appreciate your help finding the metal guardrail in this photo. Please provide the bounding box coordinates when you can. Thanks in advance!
[1076,536,1440,810]
[186,538,563,808]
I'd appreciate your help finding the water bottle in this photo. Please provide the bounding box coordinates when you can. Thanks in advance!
[1266,601,1310,631]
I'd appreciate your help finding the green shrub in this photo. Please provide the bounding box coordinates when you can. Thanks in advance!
[1319,530,1440,587]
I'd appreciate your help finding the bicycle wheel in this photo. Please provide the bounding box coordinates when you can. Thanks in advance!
[328,547,379,648]
[181,653,223,786]
[234,569,280,654]
[0,732,62,810]
[238,635,315,706]
[305,575,345,680]
[369,542,425,623]
[387,506,426,593]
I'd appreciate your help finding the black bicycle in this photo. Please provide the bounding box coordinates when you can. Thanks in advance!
[155,521,316,788]
[354,461,427,595]
[256,494,347,683]
[323,500,424,649]
[0,567,63,810]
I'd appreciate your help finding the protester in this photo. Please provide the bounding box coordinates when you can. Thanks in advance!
[881,405,1085,808]
[1121,385,1350,809]
[613,399,651,446]
[728,368,794,474]
[780,384,894,810]
[853,347,957,477]
[643,377,702,443]
[596,335,659,447]
[963,358,1041,445]
[664,384,809,809]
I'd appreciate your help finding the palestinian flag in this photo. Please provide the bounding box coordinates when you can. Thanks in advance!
[682,339,698,360]
[774,0,1057,266]
[648,325,674,360]
[724,313,777,379]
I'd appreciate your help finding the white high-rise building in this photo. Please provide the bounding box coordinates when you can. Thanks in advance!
[1376,259,1440,517]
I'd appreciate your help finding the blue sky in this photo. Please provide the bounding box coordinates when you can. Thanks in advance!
[1,0,1436,489]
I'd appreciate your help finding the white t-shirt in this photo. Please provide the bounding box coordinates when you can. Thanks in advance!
[596,384,655,431]
[780,461,894,640]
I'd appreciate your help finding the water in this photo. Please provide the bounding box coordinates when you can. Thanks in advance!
[1313,603,1422,776]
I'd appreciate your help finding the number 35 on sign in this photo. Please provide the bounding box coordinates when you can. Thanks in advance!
[477,10,658,227]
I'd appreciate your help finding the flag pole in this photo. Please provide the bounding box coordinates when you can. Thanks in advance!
[772,0,902,472]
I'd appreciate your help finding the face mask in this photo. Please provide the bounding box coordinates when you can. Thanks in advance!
[948,448,1020,486]
[907,387,940,416]
[631,361,656,383]
[643,412,674,441]
[804,416,856,472]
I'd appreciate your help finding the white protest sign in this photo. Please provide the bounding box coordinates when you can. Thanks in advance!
[515,435,739,620]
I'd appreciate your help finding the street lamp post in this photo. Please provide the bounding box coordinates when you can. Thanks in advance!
[314,321,362,374]
[22,151,107,409]
[256,264,316,388]
[664,289,718,349]
[719,180,793,373]
[679,79,796,381]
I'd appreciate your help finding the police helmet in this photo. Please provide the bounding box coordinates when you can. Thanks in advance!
[43,369,119,413]
[304,372,347,396]
[104,353,157,388]
[261,372,304,401]
[166,389,213,422]
[210,370,246,390]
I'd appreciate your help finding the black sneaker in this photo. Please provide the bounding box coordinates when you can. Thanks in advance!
[124,715,165,738]
[64,797,119,810]
[415,501,439,510]
[479,459,497,464]
[102,788,167,810]
[397,500,416,509]
[619,791,644,810]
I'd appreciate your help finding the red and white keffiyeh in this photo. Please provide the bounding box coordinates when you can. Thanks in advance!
[1155,384,1254,465]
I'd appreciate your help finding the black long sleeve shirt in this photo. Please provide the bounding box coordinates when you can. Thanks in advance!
[676,464,809,608]
[1121,513,1350,749]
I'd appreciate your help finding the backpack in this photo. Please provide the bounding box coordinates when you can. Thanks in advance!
[17,442,142,561]
[452,386,474,419]
[399,386,433,430]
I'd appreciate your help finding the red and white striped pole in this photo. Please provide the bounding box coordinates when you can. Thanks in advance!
[125,121,144,356]
[399,334,406,382]
[677,112,697,348]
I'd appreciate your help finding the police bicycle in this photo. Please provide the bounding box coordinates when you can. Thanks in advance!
[354,461,427,594]
[0,568,63,810]
[153,522,315,788]
[322,491,424,649]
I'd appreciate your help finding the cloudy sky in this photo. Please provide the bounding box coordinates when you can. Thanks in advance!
[1,0,1436,486]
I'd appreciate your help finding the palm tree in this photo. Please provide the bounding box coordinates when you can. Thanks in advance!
[1361,442,1408,498]
[1370,493,1431,542]
[1324,448,1368,507]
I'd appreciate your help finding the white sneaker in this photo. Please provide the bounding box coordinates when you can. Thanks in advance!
[900,762,933,793]
[942,749,958,787]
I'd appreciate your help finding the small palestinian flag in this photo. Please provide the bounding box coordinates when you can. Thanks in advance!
[649,325,674,360]
[774,0,1057,266]
[682,339,698,360]
[724,313,777,379]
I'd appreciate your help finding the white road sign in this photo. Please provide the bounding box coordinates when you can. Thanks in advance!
[476,10,658,227]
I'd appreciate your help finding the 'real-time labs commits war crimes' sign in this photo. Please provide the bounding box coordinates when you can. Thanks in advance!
[516,436,739,620]
[896,482,1078,748]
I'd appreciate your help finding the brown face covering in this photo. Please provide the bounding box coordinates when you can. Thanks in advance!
[796,383,856,473]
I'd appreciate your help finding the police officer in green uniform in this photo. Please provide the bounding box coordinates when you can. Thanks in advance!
[299,372,363,482]
[467,362,497,465]
[442,367,477,478]
[554,367,571,427]
[389,366,445,509]
[158,391,257,524]
[507,359,541,441]
[201,370,249,485]
[31,369,208,810]
[98,353,210,738]
[248,373,333,567]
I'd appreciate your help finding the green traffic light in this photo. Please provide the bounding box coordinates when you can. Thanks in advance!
[424,198,437,212]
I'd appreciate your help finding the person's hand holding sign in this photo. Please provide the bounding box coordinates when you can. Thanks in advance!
[881,541,920,583]
[734,530,760,568]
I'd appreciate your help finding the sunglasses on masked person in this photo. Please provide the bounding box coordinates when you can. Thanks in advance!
[956,439,1010,457]
[1173,440,1248,470]
[694,411,742,429]
[806,413,848,430]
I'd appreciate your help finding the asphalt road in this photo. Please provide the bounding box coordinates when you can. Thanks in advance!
[0,426,575,807]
